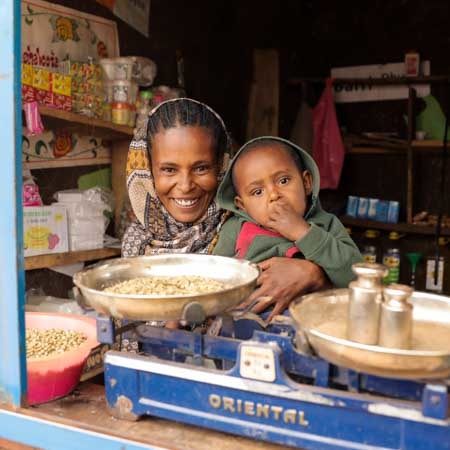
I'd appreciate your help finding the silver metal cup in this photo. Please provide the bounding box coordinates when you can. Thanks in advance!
[347,263,388,345]
[379,283,414,349]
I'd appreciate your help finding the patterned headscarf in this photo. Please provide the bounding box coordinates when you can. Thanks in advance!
[122,98,231,257]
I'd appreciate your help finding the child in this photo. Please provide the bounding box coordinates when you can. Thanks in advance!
[213,136,362,288]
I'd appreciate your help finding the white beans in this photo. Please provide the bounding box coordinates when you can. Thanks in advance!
[26,328,87,359]
[104,275,226,296]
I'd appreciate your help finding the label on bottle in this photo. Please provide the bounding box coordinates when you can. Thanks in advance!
[362,245,377,263]
[426,257,444,292]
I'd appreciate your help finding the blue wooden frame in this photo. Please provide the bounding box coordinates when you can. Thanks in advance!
[0,0,27,408]
[0,3,154,448]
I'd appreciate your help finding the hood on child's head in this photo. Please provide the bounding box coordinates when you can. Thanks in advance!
[216,136,321,223]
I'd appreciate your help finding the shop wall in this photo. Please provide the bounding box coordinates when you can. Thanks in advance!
[28,0,449,295]
[279,0,450,219]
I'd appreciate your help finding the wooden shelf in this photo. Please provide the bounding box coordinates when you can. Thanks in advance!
[25,247,121,271]
[23,156,112,170]
[346,140,447,155]
[38,105,134,140]
[341,215,450,236]
[288,75,450,86]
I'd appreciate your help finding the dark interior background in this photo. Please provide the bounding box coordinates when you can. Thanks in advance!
[28,0,450,294]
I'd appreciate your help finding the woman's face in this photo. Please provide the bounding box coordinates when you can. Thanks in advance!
[151,126,219,223]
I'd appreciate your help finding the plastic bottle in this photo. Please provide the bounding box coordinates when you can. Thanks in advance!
[382,231,401,284]
[134,91,153,137]
[361,229,380,263]
[425,238,448,293]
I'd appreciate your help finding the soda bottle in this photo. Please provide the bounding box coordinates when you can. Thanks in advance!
[382,231,401,284]
[426,238,448,293]
[361,229,380,263]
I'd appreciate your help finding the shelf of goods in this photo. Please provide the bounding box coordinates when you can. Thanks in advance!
[24,247,121,271]
[24,107,132,270]
[37,105,134,139]
[290,75,450,224]
[340,215,450,236]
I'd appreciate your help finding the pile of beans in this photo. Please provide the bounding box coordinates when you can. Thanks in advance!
[26,328,87,359]
[104,275,226,296]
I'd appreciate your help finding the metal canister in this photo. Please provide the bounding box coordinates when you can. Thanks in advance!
[378,284,413,349]
[347,262,388,345]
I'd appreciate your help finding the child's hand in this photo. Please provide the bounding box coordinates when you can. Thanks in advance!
[266,198,310,241]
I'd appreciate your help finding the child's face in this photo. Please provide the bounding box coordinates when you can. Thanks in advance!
[233,145,312,229]
[151,126,219,223]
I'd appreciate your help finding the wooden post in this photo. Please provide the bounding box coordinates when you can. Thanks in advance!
[406,87,417,224]
[111,140,130,237]
[246,49,279,139]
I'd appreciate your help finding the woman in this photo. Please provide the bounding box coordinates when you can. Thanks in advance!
[122,98,329,318]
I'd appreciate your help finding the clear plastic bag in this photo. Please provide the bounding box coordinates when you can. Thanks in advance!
[54,187,114,232]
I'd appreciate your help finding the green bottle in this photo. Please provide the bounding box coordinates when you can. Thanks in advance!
[382,231,401,284]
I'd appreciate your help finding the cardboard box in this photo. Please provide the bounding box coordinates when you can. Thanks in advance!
[32,67,53,106]
[80,343,115,381]
[22,63,35,102]
[367,198,379,220]
[356,197,369,219]
[387,201,400,223]
[51,73,72,111]
[80,317,121,381]
[375,200,389,222]
[346,196,359,217]
[23,205,69,256]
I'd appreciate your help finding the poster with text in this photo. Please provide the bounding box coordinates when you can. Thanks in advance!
[331,61,430,103]
[22,0,120,68]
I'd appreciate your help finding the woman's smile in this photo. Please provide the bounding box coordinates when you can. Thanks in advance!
[172,197,200,208]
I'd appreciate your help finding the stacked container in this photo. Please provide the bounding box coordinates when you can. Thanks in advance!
[100,57,138,126]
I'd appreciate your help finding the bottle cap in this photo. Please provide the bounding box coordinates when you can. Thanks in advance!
[140,90,153,100]
[365,229,380,239]
[389,231,400,240]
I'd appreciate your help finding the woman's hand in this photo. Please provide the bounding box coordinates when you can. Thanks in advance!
[239,257,331,322]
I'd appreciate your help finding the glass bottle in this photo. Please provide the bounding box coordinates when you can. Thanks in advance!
[361,229,380,263]
[425,238,448,293]
[134,90,153,138]
[382,231,401,284]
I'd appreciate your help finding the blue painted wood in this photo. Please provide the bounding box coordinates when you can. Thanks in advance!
[0,409,161,450]
[0,0,26,407]
[105,347,450,450]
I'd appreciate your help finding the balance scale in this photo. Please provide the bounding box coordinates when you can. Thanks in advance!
[74,254,450,450]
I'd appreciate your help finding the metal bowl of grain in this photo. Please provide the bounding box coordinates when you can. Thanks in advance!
[289,288,450,379]
[73,254,259,321]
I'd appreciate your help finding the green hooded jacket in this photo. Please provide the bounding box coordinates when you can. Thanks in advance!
[213,136,362,288]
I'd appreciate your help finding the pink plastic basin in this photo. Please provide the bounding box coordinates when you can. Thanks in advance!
[25,312,99,405]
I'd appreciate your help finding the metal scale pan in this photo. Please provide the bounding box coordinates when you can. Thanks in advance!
[73,254,259,321]
[289,288,450,379]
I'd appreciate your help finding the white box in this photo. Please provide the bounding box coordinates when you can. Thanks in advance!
[23,206,69,256]
[69,233,104,251]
